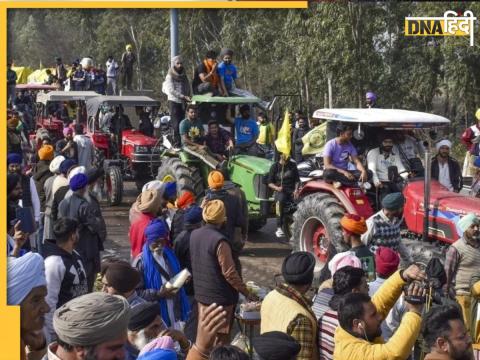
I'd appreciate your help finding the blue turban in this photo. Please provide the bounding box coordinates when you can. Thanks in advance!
[381,192,405,210]
[475,156,480,168]
[69,173,88,191]
[145,218,169,244]
[164,182,177,200]
[8,252,47,305]
[184,205,203,226]
[7,153,22,165]
[138,349,177,360]
[60,159,77,175]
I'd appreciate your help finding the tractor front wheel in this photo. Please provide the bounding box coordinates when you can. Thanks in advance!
[157,157,204,198]
[106,166,123,206]
[291,193,347,273]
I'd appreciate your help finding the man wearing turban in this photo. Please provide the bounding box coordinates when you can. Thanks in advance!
[48,292,130,360]
[7,110,22,154]
[163,54,191,147]
[7,252,50,360]
[340,213,375,281]
[55,127,78,162]
[133,218,191,329]
[170,189,196,241]
[362,192,412,263]
[190,200,254,346]
[445,213,480,331]
[460,108,480,177]
[58,173,104,292]
[121,44,136,90]
[431,139,463,192]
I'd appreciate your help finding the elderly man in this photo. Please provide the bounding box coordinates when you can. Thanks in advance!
[333,265,426,360]
[190,200,254,345]
[134,218,191,329]
[126,302,190,360]
[361,192,412,263]
[58,173,104,291]
[163,55,191,147]
[444,213,480,331]
[261,252,317,360]
[7,252,50,360]
[55,127,78,161]
[47,292,130,360]
[432,139,463,192]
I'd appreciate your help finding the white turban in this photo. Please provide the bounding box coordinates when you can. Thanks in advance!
[7,252,47,305]
[142,180,165,192]
[458,213,480,233]
[49,155,66,174]
[68,166,86,181]
[436,139,452,151]
[171,55,183,67]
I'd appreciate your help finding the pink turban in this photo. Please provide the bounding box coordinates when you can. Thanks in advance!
[328,251,362,276]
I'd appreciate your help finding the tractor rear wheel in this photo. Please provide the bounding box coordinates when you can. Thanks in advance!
[106,166,123,206]
[248,218,267,232]
[157,157,204,198]
[291,193,347,272]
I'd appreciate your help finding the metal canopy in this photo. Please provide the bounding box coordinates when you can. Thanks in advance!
[191,94,261,104]
[312,108,450,128]
[86,95,161,117]
[36,91,100,104]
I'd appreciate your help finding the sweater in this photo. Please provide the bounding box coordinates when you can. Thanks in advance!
[450,237,480,294]
[333,271,421,360]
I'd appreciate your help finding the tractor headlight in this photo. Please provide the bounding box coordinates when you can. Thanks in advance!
[134,146,150,154]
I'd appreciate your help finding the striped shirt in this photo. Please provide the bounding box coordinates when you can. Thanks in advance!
[318,309,338,360]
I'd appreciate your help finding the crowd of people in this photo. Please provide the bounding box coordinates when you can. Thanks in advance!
[6,47,480,360]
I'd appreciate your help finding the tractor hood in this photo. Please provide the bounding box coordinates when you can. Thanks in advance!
[404,180,480,216]
[230,155,273,175]
[122,129,159,147]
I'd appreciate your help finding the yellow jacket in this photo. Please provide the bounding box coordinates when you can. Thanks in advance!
[333,271,422,360]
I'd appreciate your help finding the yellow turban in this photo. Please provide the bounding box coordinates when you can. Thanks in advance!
[126,44,133,51]
[208,170,224,190]
[476,108,480,121]
[202,199,226,225]
[38,145,54,161]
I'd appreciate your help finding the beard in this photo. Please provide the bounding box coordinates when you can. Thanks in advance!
[133,329,155,351]
[449,342,474,360]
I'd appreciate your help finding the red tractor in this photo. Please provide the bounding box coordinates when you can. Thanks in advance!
[291,108,480,274]
[32,91,99,149]
[85,95,163,205]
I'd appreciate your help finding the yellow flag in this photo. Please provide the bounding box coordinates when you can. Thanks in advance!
[274,110,291,156]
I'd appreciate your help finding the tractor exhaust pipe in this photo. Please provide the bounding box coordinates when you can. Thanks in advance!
[422,149,432,242]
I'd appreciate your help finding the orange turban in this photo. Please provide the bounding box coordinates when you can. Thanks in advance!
[340,214,367,235]
[176,191,196,210]
[38,145,54,161]
[208,170,224,190]
[202,199,226,225]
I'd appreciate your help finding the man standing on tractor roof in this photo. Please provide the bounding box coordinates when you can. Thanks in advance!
[217,48,238,97]
[444,213,480,333]
[461,108,480,177]
[361,192,412,263]
[431,139,463,193]
[121,44,136,90]
[54,57,67,90]
[323,124,369,188]
[7,62,17,108]
[163,55,192,148]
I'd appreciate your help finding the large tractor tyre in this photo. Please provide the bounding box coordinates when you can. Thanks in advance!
[157,157,204,198]
[291,193,347,271]
[403,238,446,269]
[248,218,267,233]
[106,166,123,206]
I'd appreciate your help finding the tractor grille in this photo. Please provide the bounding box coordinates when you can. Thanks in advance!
[132,154,162,163]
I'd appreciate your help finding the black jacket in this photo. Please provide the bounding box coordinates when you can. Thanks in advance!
[33,160,53,212]
[431,156,463,192]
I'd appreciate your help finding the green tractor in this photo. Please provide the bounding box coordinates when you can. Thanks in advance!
[156,94,275,231]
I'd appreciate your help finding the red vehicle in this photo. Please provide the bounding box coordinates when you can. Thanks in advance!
[32,91,99,149]
[291,108,480,273]
[85,95,163,205]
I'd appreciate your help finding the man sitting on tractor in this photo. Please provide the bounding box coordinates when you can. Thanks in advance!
[109,105,132,154]
[367,132,409,204]
[179,104,205,150]
[229,104,259,156]
[323,124,368,188]
[204,120,233,160]
[431,139,463,193]
[136,106,154,137]
[55,127,78,162]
